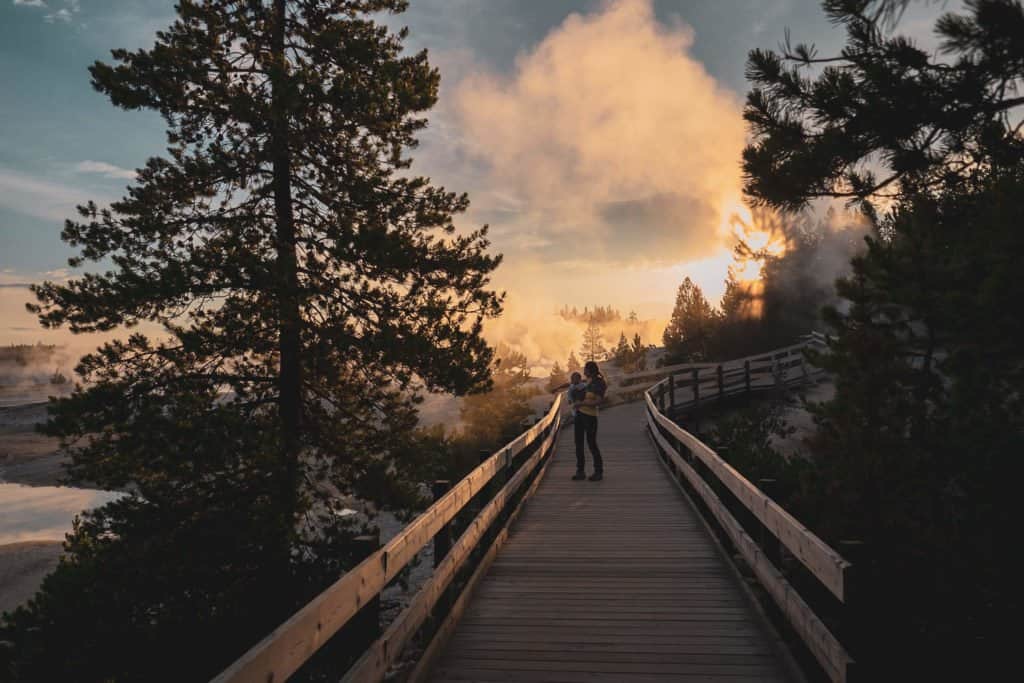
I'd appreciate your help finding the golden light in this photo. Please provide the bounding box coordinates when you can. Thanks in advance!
[669,198,790,320]
[714,199,791,319]
[727,206,788,263]
[730,257,762,283]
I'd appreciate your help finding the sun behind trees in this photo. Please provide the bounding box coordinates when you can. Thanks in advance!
[662,207,860,365]
[1,2,502,681]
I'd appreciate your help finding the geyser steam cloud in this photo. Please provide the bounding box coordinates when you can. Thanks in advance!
[444,0,750,362]
[453,0,747,271]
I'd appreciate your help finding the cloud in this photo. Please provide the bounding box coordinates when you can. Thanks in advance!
[37,0,79,24]
[44,8,70,23]
[0,168,96,222]
[12,1,48,8]
[74,160,137,180]
[41,268,70,281]
[451,0,747,271]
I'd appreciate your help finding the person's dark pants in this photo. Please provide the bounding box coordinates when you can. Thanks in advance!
[574,412,603,473]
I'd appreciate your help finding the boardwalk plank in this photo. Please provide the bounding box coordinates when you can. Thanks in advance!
[426,401,795,683]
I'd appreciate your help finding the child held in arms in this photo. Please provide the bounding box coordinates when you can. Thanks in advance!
[566,372,587,420]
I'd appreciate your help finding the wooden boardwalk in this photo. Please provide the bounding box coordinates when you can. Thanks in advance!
[429,400,796,682]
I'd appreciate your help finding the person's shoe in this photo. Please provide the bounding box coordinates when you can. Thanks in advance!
[588,471,603,481]
[572,470,586,481]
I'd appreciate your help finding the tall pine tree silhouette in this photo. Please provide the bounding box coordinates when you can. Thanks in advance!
[5,2,501,680]
[662,277,717,362]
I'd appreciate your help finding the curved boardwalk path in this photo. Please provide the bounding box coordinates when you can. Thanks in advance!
[428,401,796,682]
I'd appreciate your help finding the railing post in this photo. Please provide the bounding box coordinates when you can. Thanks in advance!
[658,385,666,412]
[351,533,381,650]
[716,364,724,402]
[432,480,452,568]
[757,478,782,568]
[668,374,675,408]
[839,539,866,678]
[744,359,751,395]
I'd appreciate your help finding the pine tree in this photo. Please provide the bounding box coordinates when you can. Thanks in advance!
[3,2,501,680]
[744,0,1024,214]
[631,333,647,371]
[627,310,639,324]
[580,318,607,362]
[743,1,1024,677]
[546,361,565,392]
[612,332,630,366]
[566,350,582,374]
[662,277,718,363]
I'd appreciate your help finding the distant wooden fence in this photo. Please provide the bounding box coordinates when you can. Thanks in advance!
[620,331,828,399]
[212,395,565,683]
[642,332,856,683]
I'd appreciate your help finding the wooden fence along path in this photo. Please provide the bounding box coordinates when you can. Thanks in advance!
[215,333,856,683]
[427,400,796,682]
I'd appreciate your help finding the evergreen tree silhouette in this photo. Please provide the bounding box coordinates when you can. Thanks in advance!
[4,2,501,680]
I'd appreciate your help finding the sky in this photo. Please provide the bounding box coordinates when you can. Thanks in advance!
[0,0,953,359]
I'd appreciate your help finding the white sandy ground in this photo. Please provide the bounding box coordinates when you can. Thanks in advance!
[0,541,62,616]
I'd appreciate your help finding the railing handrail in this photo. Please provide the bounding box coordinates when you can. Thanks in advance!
[642,336,855,683]
[647,400,850,600]
[619,333,827,387]
[212,394,565,683]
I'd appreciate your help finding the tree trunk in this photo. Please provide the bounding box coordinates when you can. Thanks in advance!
[271,0,302,484]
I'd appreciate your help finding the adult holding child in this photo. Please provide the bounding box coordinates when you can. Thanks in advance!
[571,360,607,481]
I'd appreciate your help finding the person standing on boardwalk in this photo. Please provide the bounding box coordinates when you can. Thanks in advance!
[572,360,607,481]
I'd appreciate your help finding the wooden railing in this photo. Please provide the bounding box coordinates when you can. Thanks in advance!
[621,331,828,390]
[212,394,565,683]
[643,334,856,683]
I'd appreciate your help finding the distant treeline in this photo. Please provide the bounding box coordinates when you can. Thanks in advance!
[558,304,638,325]
[0,344,59,366]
